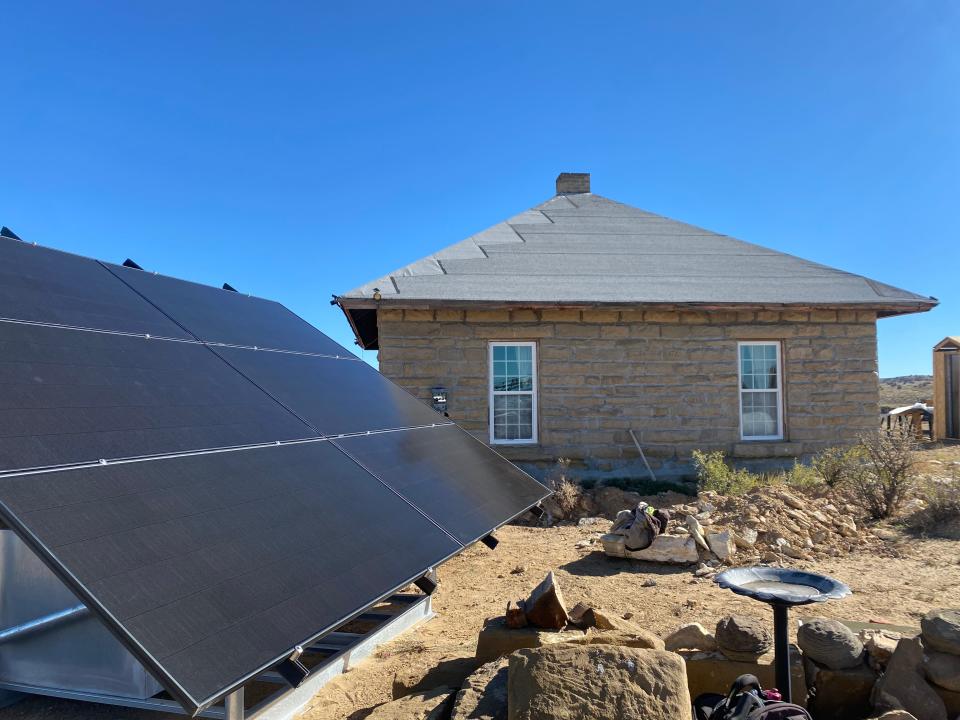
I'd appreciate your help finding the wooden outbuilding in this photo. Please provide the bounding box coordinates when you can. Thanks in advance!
[933,336,960,440]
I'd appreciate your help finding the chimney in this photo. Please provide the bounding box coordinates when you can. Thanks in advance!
[555,172,590,195]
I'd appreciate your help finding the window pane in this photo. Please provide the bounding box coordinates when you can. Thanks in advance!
[492,345,535,393]
[741,391,778,437]
[493,394,534,441]
[740,345,777,390]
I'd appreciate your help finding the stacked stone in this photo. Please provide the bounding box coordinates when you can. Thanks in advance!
[715,615,771,662]
[798,619,876,720]
[921,610,960,694]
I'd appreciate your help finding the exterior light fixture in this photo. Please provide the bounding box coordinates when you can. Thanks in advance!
[431,386,448,414]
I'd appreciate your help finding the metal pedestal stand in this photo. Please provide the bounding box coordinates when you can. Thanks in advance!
[714,566,851,703]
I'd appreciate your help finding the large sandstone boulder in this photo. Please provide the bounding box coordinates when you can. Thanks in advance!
[576,608,663,648]
[798,618,865,670]
[475,617,572,663]
[872,637,947,720]
[715,615,772,662]
[862,628,902,672]
[451,659,508,720]
[601,533,699,564]
[366,686,456,720]
[922,610,960,656]
[507,644,692,720]
[563,626,665,651]
[706,531,736,561]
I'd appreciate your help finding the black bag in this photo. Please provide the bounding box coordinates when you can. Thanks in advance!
[693,674,811,720]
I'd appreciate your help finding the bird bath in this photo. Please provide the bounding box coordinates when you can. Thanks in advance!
[714,566,851,702]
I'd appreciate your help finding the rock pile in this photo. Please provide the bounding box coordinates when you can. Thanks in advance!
[601,485,886,567]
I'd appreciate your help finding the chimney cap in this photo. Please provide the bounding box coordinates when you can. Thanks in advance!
[555,172,590,195]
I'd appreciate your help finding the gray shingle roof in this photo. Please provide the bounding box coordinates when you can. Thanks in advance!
[338,192,934,311]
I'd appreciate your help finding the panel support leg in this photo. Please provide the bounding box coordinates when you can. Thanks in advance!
[225,687,244,720]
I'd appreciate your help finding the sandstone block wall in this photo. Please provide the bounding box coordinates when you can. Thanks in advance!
[376,307,878,477]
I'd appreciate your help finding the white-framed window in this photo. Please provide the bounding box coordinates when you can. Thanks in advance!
[737,341,784,440]
[489,342,538,444]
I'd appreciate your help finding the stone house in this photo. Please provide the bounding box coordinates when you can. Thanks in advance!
[334,173,936,479]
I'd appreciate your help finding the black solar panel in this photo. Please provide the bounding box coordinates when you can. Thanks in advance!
[0,239,549,715]
[213,346,446,435]
[0,321,312,472]
[336,425,549,545]
[103,262,350,356]
[0,441,460,711]
[0,238,192,339]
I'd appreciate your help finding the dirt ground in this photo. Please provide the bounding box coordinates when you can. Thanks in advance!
[300,523,960,720]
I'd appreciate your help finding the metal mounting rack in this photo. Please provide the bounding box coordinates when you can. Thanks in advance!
[0,592,433,720]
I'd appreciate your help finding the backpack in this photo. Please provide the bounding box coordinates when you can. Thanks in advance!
[693,674,812,720]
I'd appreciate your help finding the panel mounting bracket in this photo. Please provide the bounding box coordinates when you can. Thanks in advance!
[528,505,545,519]
[275,646,309,688]
[122,258,144,270]
[481,533,499,550]
[414,568,438,595]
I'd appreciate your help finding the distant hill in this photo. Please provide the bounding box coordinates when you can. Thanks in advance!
[880,375,933,409]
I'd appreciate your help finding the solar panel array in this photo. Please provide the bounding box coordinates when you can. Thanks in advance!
[0,238,549,714]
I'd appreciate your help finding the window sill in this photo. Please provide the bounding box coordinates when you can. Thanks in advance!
[733,441,802,459]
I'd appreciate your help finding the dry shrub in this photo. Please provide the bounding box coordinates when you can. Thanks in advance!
[812,445,861,487]
[846,426,919,519]
[552,478,582,517]
[906,472,960,538]
[545,458,581,518]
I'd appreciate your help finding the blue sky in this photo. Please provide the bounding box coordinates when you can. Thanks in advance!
[1,2,956,377]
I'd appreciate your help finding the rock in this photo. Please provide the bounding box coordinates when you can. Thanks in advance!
[693,564,713,578]
[715,615,772,662]
[872,637,948,720]
[506,600,528,629]
[861,629,902,671]
[451,659,508,720]
[797,618,865,670]
[761,551,781,563]
[577,608,665,649]
[642,579,658,587]
[367,687,456,720]
[563,626,665,651]
[577,516,605,527]
[575,539,593,549]
[475,617,572,663]
[665,623,718,652]
[780,543,809,560]
[601,533,699,564]
[804,655,877,720]
[523,571,568,630]
[733,528,758,548]
[706,531,736,561]
[872,712,920,720]
[507,644,692,720]
[922,610,960,656]
[926,651,960,692]
[686,515,710,551]
[779,492,805,510]
[567,601,591,628]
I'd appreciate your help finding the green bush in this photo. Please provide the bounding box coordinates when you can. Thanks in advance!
[781,461,822,489]
[691,449,758,495]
